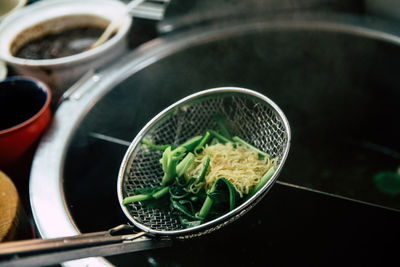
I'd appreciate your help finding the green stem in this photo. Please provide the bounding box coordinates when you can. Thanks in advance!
[232,136,270,158]
[176,152,195,177]
[152,186,170,199]
[141,138,171,150]
[161,146,186,186]
[122,194,153,205]
[197,180,218,219]
[246,166,276,199]
[196,154,210,184]
[181,135,203,152]
[210,138,218,145]
[197,194,214,220]
[194,131,211,154]
[212,113,232,139]
[209,129,232,144]
[171,201,198,220]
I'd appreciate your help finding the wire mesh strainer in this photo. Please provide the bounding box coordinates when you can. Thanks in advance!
[0,87,290,266]
[118,87,291,238]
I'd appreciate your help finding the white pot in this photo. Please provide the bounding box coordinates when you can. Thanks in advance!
[0,0,26,22]
[0,0,132,104]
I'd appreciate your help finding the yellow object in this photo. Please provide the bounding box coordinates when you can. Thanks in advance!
[185,142,277,197]
[0,170,20,242]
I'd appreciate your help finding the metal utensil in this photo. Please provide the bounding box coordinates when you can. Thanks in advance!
[0,87,291,266]
[90,0,146,49]
[118,87,291,237]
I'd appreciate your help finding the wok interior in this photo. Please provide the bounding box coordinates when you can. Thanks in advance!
[64,25,400,233]
[121,91,289,234]
[60,22,400,265]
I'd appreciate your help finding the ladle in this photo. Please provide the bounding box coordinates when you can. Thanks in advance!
[90,0,146,49]
[0,87,291,267]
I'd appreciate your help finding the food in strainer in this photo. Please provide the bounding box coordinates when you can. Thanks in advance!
[122,114,277,228]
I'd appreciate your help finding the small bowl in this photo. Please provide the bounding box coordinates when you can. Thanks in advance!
[0,0,26,22]
[0,76,52,170]
[0,0,132,104]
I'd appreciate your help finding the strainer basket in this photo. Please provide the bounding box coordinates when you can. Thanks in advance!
[118,87,291,238]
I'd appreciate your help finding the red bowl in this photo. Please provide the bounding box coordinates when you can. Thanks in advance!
[0,77,52,169]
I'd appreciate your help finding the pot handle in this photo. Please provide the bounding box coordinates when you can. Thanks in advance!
[0,224,172,267]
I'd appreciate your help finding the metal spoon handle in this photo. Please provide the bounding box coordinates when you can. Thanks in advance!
[0,226,171,267]
[91,0,146,49]
[126,0,147,11]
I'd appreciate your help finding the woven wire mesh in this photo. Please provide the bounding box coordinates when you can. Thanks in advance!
[122,92,289,234]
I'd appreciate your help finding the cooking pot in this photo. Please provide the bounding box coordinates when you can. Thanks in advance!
[0,0,132,105]
[0,0,26,22]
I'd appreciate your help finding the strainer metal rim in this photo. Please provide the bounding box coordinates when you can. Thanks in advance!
[117,86,291,237]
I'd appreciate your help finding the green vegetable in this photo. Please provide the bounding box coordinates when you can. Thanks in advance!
[141,138,172,150]
[246,165,276,200]
[122,186,169,205]
[209,138,218,145]
[232,136,270,158]
[196,153,210,184]
[171,199,198,220]
[123,113,277,228]
[181,135,203,152]
[169,183,192,200]
[197,177,238,219]
[176,152,195,177]
[152,186,170,199]
[212,113,232,140]
[194,131,211,154]
[122,193,153,205]
[209,129,232,144]
[160,146,187,186]
[179,218,202,228]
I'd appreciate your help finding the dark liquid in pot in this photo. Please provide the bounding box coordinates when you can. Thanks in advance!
[14,26,106,60]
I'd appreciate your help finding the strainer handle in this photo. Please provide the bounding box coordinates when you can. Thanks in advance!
[0,225,171,266]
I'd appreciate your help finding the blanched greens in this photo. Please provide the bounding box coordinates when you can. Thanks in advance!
[123,114,275,228]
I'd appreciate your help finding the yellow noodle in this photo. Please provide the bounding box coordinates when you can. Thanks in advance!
[184,142,276,198]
